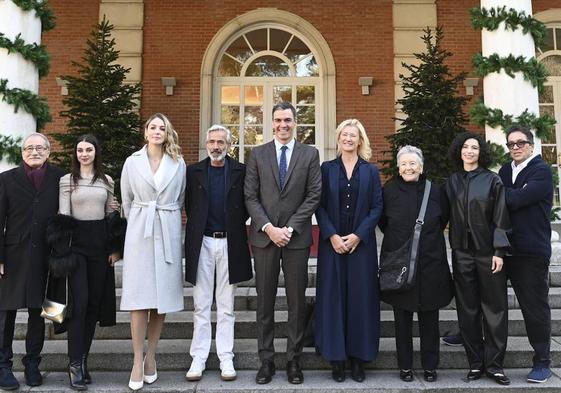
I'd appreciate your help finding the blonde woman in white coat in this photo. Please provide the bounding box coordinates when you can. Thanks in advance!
[120,113,186,390]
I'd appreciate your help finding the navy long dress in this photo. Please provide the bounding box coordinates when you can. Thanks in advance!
[315,157,383,362]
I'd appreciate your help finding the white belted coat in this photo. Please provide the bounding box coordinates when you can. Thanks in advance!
[120,146,186,313]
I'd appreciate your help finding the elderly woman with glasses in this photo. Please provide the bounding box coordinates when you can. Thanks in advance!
[379,145,453,383]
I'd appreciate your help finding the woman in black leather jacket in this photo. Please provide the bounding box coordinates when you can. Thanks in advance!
[446,132,511,385]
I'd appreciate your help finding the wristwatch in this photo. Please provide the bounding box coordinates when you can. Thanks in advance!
[287,226,294,234]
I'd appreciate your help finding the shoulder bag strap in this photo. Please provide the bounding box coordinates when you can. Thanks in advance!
[406,180,431,286]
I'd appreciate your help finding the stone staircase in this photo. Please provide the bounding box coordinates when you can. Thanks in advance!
[10,238,561,392]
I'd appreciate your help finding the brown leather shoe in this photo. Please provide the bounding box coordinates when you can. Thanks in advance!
[286,359,303,384]
[255,361,275,384]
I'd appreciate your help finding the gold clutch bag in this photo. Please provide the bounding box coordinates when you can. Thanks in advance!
[40,298,67,324]
[40,272,68,324]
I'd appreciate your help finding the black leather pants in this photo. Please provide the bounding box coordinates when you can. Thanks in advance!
[452,249,508,374]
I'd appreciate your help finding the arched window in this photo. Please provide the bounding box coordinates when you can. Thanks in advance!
[214,26,321,162]
[537,23,561,207]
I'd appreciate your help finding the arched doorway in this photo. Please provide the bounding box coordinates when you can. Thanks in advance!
[200,9,336,162]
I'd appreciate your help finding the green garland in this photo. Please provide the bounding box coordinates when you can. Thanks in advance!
[0,135,22,165]
[473,53,547,93]
[470,6,546,46]
[470,100,556,141]
[0,33,50,78]
[0,79,51,130]
[11,0,56,32]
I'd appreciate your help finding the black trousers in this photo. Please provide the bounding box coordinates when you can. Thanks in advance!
[253,244,309,362]
[66,220,109,361]
[505,255,551,368]
[0,308,44,369]
[453,250,508,374]
[393,307,439,370]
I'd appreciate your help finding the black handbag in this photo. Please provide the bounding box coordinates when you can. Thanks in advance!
[379,181,431,292]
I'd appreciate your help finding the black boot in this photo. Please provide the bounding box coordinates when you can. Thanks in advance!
[81,354,91,384]
[68,359,87,391]
[350,357,365,382]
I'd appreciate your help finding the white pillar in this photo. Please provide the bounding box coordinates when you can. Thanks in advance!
[480,0,541,152]
[0,0,42,172]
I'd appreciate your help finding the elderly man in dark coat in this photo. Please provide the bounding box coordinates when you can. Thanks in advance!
[184,125,252,382]
[0,133,65,390]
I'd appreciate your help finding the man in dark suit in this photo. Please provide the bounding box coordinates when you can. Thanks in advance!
[499,125,553,383]
[184,125,252,382]
[0,133,65,390]
[244,102,321,384]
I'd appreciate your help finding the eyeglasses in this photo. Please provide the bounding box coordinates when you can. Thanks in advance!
[23,145,48,153]
[506,140,532,150]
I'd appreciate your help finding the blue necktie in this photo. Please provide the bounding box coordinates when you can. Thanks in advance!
[279,145,288,189]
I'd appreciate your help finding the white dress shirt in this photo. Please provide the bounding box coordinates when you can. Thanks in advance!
[511,154,536,183]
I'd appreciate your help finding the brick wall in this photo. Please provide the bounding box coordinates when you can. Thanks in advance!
[39,0,100,149]
[38,0,560,162]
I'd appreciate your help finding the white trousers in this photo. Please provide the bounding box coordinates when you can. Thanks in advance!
[189,236,236,363]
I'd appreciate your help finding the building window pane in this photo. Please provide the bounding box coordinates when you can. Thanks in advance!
[540,85,554,104]
[542,145,557,165]
[244,126,263,145]
[273,85,292,103]
[542,55,561,76]
[230,126,239,145]
[556,28,561,50]
[218,55,242,76]
[297,86,315,104]
[297,105,315,124]
[244,107,263,125]
[295,56,319,77]
[245,56,290,77]
[245,29,267,52]
[221,105,240,124]
[269,29,291,53]
[540,28,555,53]
[245,86,263,105]
[297,126,315,144]
[285,36,311,63]
[227,36,253,63]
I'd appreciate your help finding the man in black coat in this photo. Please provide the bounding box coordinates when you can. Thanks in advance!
[184,125,252,382]
[499,125,553,383]
[0,133,65,390]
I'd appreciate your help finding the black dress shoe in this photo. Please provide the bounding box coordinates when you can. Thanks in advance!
[255,361,275,384]
[0,368,19,391]
[350,358,365,382]
[486,372,510,385]
[24,361,42,386]
[399,369,413,382]
[467,369,483,380]
[424,370,437,382]
[286,359,304,384]
[81,355,91,384]
[68,359,87,391]
[331,361,345,382]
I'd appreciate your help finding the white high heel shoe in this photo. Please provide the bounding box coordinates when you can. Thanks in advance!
[143,356,158,384]
[128,362,144,391]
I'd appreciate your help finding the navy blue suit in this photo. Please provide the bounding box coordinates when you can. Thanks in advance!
[499,155,553,368]
[315,158,383,362]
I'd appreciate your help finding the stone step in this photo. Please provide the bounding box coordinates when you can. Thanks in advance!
[111,263,561,288]
[7,369,561,392]
[111,287,561,312]
[17,309,561,341]
[10,337,561,371]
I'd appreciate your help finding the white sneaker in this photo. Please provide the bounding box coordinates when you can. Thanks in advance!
[220,360,237,381]
[186,359,206,381]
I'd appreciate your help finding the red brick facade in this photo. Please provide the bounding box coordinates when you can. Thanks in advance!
[39,0,560,164]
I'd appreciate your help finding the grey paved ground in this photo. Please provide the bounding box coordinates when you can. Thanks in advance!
[8,369,561,392]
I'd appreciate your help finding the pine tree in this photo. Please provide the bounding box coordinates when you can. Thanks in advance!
[52,17,142,193]
[382,26,468,184]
